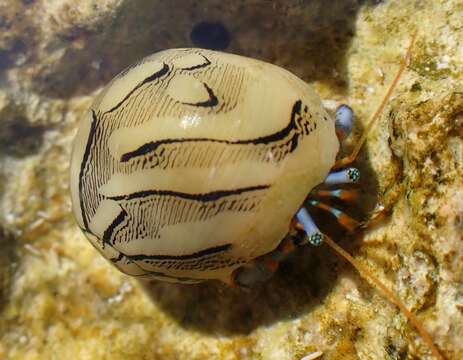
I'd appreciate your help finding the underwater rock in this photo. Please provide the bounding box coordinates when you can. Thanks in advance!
[0,0,461,359]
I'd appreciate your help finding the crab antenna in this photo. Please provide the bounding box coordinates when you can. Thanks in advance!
[335,30,418,168]
[323,236,445,360]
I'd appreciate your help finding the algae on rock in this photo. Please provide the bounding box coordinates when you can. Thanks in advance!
[0,0,462,359]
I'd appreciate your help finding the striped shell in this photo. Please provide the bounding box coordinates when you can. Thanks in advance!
[70,48,339,283]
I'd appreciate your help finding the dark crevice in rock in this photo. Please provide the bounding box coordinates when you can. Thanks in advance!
[0,228,18,314]
[190,21,231,50]
[0,110,48,158]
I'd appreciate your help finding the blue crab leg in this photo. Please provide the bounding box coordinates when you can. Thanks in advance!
[295,207,324,246]
[307,200,359,232]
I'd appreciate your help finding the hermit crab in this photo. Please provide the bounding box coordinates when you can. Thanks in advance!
[70,32,444,359]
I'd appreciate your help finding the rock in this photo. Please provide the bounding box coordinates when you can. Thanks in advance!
[0,0,461,359]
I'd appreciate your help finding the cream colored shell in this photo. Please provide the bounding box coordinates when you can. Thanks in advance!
[70,48,339,283]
